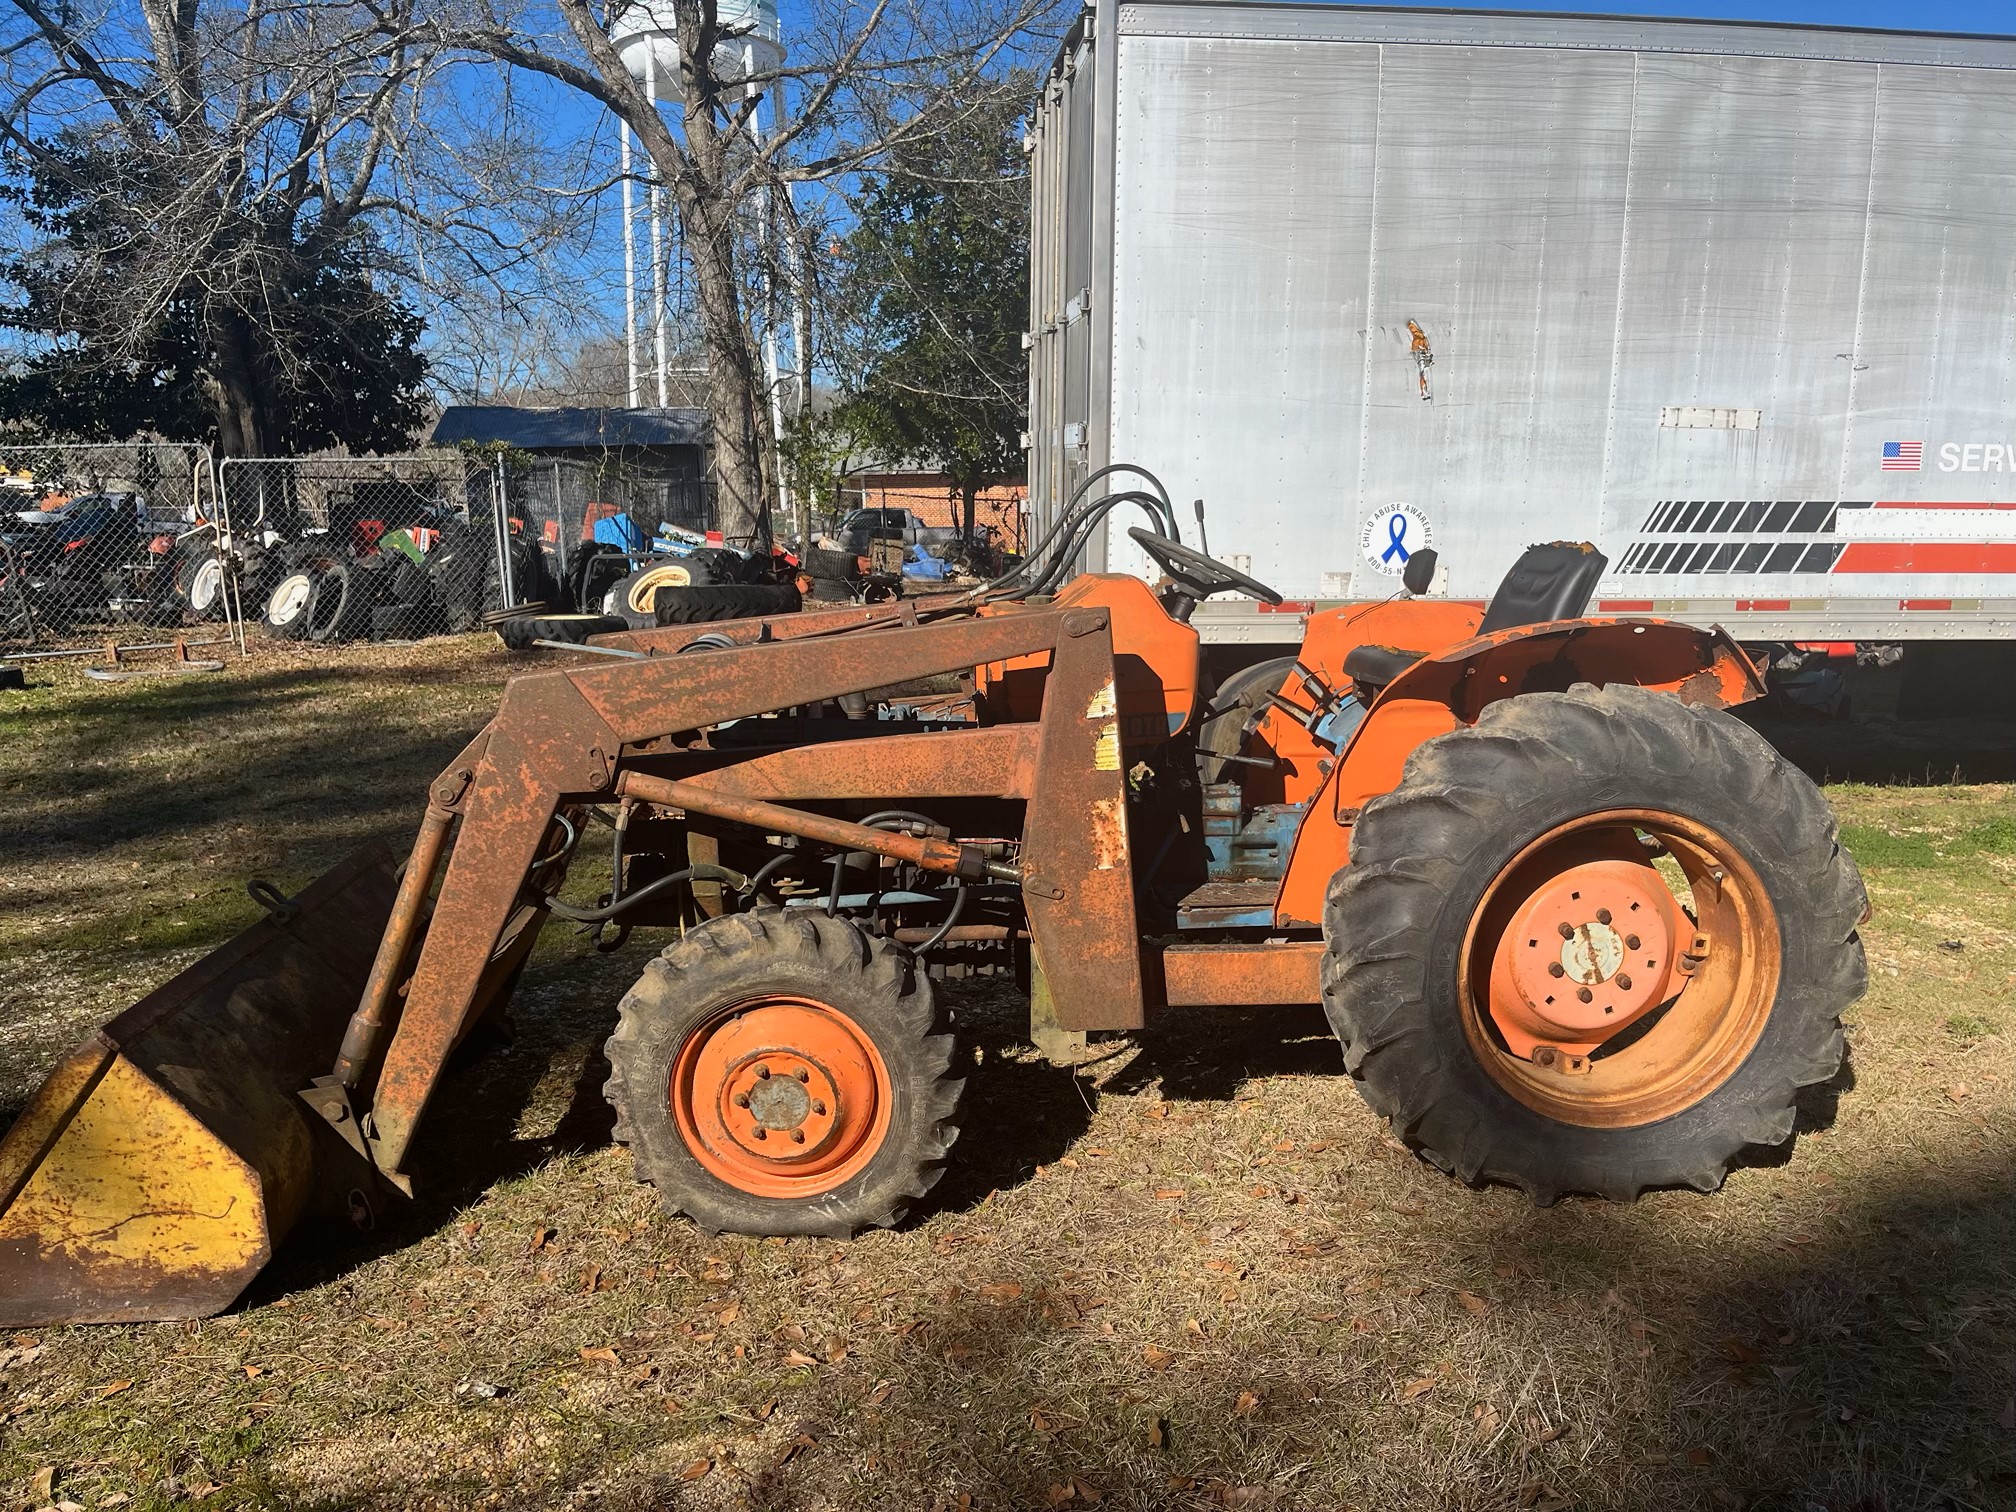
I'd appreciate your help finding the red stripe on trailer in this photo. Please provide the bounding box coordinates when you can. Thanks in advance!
[1795,642,1857,657]
[1735,599,1791,612]
[1598,599,1655,612]
[1259,600,1314,614]
[1900,599,1953,611]
[1833,542,2016,573]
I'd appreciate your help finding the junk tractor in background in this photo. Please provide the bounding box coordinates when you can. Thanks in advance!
[0,472,1866,1326]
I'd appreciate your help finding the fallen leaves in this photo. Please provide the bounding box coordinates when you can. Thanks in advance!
[1232,1390,1260,1418]
[527,1226,556,1254]
[979,1282,1024,1303]
[1400,1376,1437,1401]
[30,1468,54,1502]
[91,1378,134,1399]
[1143,1343,1175,1371]
[678,1458,713,1482]
[578,1346,620,1366]
[1456,1290,1491,1316]
[783,1349,820,1369]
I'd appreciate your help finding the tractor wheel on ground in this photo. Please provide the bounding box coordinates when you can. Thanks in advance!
[652,582,801,626]
[605,560,718,628]
[175,549,229,621]
[1321,681,1866,1204]
[495,612,629,650]
[305,563,371,642]
[605,909,964,1237]
[807,576,854,602]
[259,569,318,639]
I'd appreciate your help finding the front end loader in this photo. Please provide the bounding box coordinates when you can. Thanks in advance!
[0,477,1868,1326]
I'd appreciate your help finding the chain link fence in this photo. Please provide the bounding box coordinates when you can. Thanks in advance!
[0,441,232,653]
[217,453,544,645]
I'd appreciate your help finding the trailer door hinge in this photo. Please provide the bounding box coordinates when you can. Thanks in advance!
[1064,289,1090,324]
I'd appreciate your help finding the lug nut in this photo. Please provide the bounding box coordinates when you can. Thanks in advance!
[795,1068,810,1083]
[753,1128,768,1140]
[733,1093,750,1108]
[1547,962,1565,978]
[811,1100,826,1115]
[1616,973,1633,991]
[1625,934,1641,950]
[1596,908,1612,925]
[791,1130,806,1144]
[1558,921,1575,939]
[755,1065,770,1079]
[1577,987,1593,1004]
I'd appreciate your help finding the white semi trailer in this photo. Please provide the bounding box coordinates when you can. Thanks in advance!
[1026,1,2016,667]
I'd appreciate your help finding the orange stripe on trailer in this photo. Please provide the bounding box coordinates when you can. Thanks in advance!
[1735,600,1791,612]
[1598,600,1655,612]
[1834,542,2016,573]
[1900,599,1953,611]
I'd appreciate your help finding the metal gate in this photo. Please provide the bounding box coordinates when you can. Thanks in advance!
[217,453,526,645]
[0,441,233,654]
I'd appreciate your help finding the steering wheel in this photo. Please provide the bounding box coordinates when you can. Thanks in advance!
[1127,526,1283,619]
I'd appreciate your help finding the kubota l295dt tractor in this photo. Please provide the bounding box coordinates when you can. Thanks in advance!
[0,475,1867,1326]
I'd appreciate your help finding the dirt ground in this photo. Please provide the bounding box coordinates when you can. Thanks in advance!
[0,638,2011,1512]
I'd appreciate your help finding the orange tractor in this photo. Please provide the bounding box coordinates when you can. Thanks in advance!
[0,479,1866,1326]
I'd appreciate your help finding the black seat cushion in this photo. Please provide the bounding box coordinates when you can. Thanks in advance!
[1477,542,1609,635]
[1343,643,1425,689]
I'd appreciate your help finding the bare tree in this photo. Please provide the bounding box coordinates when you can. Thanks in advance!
[0,0,594,453]
[435,0,1062,542]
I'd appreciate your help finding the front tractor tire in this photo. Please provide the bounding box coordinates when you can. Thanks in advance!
[605,910,965,1237]
[1322,682,1866,1203]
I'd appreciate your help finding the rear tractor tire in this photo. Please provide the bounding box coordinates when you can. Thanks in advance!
[605,910,965,1237]
[1322,681,1866,1203]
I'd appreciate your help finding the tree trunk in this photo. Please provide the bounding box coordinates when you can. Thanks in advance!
[961,480,978,544]
[204,311,267,457]
[683,195,769,545]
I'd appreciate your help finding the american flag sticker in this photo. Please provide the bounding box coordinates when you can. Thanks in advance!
[1881,440,1923,471]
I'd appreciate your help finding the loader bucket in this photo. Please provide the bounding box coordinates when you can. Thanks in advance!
[0,845,398,1327]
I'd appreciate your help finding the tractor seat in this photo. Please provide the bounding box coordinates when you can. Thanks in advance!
[1343,542,1611,698]
[1342,643,1424,688]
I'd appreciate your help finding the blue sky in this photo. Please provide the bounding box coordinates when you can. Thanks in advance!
[481,0,2016,397]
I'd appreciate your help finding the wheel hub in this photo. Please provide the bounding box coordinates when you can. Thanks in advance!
[719,1051,842,1158]
[670,996,891,1197]
[1496,858,1679,1045]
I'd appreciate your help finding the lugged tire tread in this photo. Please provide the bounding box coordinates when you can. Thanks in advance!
[604,909,965,1237]
[1321,682,1867,1203]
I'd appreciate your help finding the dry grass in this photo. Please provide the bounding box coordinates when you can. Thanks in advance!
[0,644,2010,1512]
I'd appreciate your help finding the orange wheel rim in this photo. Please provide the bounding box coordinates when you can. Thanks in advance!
[670,996,893,1197]
[1458,809,1781,1128]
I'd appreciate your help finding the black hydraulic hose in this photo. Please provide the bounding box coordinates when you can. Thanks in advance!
[972,464,1179,598]
[911,881,969,957]
[1024,491,1176,598]
[542,863,746,923]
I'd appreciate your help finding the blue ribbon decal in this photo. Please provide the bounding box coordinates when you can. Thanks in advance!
[1381,512,1411,564]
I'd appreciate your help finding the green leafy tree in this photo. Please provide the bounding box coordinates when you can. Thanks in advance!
[829,78,1033,541]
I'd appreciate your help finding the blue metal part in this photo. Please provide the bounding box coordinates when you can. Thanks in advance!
[1202,783,1308,884]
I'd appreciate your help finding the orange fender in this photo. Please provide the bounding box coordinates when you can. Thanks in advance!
[1274,619,1765,927]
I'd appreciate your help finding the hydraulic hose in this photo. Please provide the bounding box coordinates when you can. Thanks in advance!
[541,863,747,923]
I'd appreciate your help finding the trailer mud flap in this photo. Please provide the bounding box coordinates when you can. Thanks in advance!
[0,846,397,1327]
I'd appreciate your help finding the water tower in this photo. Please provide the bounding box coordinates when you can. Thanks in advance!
[609,0,795,509]
[609,0,784,91]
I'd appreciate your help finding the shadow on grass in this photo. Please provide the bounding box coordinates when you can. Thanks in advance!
[3,658,500,866]
[841,1167,2016,1512]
